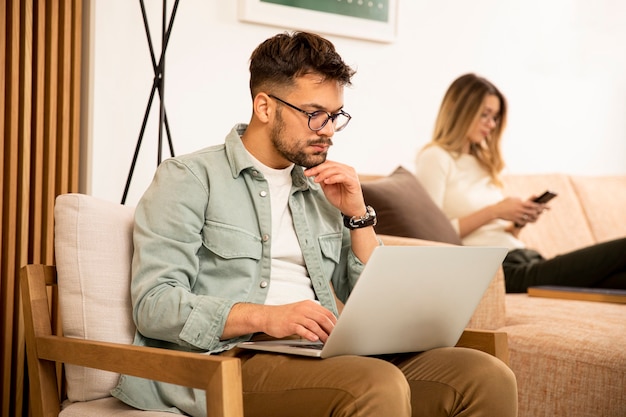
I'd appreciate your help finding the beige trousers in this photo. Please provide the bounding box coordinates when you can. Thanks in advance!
[223,346,518,417]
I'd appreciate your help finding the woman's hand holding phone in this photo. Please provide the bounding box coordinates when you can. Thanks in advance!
[532,190,558,204]
[513,190,557,228]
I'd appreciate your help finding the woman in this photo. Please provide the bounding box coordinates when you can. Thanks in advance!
[415,73,626,293]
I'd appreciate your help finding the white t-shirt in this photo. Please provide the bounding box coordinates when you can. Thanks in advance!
[415,145,525,250]
[247,154,317,305]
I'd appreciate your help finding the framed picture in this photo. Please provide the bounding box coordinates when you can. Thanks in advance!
[238,0,399,43]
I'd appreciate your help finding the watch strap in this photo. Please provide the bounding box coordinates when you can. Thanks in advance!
[343,205,377,230]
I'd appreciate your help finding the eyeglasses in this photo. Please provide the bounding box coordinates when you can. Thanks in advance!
[480,113,501,125]
[268,94,351,132]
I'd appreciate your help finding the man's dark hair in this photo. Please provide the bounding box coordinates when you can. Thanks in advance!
[249,31,356,97]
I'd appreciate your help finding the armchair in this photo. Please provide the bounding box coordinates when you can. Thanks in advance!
[20,193,509,416]
[20,193,243,416]
[21,264,243,417]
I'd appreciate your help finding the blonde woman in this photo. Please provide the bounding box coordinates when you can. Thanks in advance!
[415,73,626,293]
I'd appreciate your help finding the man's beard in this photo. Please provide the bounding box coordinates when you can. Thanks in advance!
[270,111,332,168]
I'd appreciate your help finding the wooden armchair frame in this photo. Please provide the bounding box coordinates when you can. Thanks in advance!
[21,258,508,417]
[20,264,244,417]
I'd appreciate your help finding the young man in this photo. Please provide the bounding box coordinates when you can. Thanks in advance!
[112,31,517,416]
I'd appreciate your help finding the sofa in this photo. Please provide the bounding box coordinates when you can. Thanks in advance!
[360,168,626,417]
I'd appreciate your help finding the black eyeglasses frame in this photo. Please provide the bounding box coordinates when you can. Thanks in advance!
[268,94,351,132]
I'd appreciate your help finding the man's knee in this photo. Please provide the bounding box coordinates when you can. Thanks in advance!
[330,356,411,416]
[441,348,518,417]
[397,348,517,417]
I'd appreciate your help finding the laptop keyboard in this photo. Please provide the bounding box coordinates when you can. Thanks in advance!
[289,343,324,350]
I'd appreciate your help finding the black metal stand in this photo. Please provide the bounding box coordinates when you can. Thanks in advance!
[121,0,180,204]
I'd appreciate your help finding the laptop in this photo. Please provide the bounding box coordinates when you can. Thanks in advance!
[237,245,507,358]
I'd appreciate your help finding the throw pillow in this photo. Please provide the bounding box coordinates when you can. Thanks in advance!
[361,166,462,245]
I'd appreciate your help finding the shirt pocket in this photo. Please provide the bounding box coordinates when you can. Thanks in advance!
[198,221,262,300]
[318,232,342,278]
[201,221,262,261]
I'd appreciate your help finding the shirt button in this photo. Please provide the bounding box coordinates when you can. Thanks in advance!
[262,234,270,242]
[260,190,267,197]
[260,281,268,288]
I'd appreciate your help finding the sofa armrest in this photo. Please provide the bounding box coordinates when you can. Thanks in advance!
[378,234,452,247]
[377,234,507,330]
[467,267,507,330]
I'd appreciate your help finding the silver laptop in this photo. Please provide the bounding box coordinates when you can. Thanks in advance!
[237,245,507,358]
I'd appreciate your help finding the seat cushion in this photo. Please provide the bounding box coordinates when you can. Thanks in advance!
[361,166,462,245]
[60,397,174,416]
[502,294,626,417]
[55,194,136,402]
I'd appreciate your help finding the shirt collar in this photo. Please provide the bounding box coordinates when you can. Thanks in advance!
[224,123,314,191]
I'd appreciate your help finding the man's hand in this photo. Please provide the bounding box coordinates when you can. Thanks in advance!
[303,161,366,217]
[304,160,379,264]
[223,300,337,343]
[261,300,337,342]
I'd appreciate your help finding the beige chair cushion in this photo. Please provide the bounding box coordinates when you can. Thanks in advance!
[60,397,174,416]
[55,194,136,402]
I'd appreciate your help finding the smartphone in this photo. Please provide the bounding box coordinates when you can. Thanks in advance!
[532,190,557,204]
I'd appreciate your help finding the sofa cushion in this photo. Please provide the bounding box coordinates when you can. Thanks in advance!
[55,194,136,402]
[361,166,462,245]
[502,294,626,417]
[501,174,595,258]
[570,175,626,243]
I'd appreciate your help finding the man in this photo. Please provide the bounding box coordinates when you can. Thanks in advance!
[112,31,517,416]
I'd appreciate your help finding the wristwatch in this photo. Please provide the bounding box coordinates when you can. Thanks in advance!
[343,205,377,230]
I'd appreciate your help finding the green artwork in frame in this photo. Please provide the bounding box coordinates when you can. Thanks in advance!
[238,0,398,43]
[260,0,390,23]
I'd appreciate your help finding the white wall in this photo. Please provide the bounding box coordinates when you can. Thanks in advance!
[83,0,626,206]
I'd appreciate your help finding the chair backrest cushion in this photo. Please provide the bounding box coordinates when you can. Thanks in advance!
[55,193,136,402]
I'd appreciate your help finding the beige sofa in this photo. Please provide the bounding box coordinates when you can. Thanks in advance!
[362,171,626,417]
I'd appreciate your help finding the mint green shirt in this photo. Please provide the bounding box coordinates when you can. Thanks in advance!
[112,124,367,414]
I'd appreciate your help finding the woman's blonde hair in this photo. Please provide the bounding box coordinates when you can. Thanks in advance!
[428,73,507,185]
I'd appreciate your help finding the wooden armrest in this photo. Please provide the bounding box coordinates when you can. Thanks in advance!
[35,335,243,417]
[456,329,510,366]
